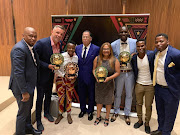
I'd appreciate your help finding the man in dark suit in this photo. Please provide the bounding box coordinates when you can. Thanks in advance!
[131,39,154,134]
[9,27,41,135]
[75,30,100,121]
[34,25,65,131]
[151,33,180,135]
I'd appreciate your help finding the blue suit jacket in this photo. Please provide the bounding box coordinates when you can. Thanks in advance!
[111,38,137,59]
[9,39,39,96]
[153,45,180,99]
[131,50,154,81]
[34,37,62,86]
[75,43,100,84]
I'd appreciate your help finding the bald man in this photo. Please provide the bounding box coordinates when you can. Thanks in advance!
[111,26,137,125]
[9,27,41,135]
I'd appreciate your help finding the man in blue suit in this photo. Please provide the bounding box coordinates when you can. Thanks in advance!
[9,27,41,135]
[34,25,65,131]
[131,39,154,134]
[75,30,100,121]
[111,26,136,125]
[151,33,180,135]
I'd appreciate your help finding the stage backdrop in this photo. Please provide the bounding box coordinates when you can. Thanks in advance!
[52,14,149,112]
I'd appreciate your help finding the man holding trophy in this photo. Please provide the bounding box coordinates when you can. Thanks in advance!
[54,42,78,124]
[111,26,137,125]
[34,25,65,131]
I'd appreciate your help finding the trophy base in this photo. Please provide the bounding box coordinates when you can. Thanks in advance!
[54,66,60,70]
[98,77,105,83]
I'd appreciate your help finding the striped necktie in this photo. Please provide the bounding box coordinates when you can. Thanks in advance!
[153,52,161,86]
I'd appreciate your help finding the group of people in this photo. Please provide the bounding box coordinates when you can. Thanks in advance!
[9,25,180,135]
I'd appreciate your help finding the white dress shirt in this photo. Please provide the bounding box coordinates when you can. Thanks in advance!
[55,52,78,77]
[81,43,91,58]
[23,39,37,66]
[155,46,168,86]
[137,54,152,85]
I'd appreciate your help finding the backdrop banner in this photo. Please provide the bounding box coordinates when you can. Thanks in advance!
[52,14,150,116]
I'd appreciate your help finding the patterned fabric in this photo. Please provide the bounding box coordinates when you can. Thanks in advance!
[56,77,75,113]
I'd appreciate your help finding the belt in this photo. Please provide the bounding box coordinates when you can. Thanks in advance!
[120,70,132,73]
[157,84,168,88]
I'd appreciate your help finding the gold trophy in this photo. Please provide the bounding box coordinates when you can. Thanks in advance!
[50,53,64,69]
[95,66,108,83]
[118,51,131,67]
[64,62,79,80]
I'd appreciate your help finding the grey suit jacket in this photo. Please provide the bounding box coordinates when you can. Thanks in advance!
[111,37,137,58]
[9,39,38,96]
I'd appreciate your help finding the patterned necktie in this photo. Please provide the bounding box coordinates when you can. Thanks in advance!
[83,47,87,60]
[153,52,161,86]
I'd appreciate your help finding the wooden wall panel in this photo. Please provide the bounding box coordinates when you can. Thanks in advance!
[69,0,122,14]
[126,0,180,50]
[1,0,180,76]
[0,0,14,76]
[13,0,67,42]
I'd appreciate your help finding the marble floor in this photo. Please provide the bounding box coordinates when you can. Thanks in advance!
[0,76,180,135]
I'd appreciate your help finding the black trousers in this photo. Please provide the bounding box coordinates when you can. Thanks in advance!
[14,92,34,135]
[36,84,53,122]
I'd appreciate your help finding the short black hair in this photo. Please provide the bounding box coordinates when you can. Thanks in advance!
[67,40,76,45]
[82,30,92,38]
[136,39,146,45]
[155,33,168,40]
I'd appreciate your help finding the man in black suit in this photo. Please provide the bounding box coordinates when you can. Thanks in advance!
[34,25,65,131]
[9,27,41,135]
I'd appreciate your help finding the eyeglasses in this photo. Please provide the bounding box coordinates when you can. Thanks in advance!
[103,48,110,51]
[82,36,90,39]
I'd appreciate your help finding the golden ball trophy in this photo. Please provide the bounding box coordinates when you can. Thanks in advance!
[95,66,108,83]
[50,53,64,69]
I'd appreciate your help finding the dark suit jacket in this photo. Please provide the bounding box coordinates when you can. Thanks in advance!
[75,43,100,84]
[153,45,180,99]
[34,37,61,86]
[9,39,38,96]
[131,50,154,81]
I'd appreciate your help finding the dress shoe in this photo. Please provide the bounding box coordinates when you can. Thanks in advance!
[144,124,151,134]
[54,114,63,124]
[150,130,162,135]
[78,111,86,118]
[88,113,93,121]
[32,129,42,135]
[110,113,118,122]
[37,121,44,131]
[134,121,143,129]
[67,114,73,124]
[25,127,42,135]
[124,115,131,125]
[44,113,54,122]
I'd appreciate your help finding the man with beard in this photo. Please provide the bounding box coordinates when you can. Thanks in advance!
[111,26,136,125]
[131,39,154,134]
[34,25,65,131]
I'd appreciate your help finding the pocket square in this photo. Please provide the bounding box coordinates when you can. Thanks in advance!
[168,62,175,67]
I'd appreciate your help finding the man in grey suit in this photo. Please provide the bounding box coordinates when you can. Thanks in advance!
[9,27,41,135]
[111,26,137,125]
